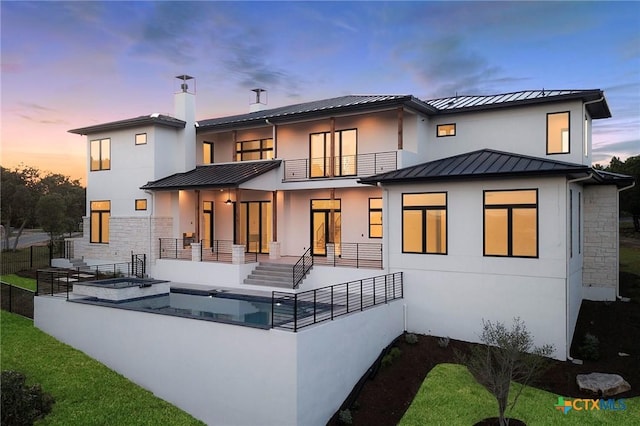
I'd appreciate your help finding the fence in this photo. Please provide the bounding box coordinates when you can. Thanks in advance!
[313,243,383,269]
[0,282,34,318]
[159,239,258,263]
[283,151,397,182]
[272,271,403,331]
[36,262,138,298]
[0,240,65,275]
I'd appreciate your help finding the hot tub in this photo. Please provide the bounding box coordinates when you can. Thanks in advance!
[72,277,170,301]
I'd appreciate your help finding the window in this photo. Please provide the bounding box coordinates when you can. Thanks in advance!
[135,199,147,211]
[402,193,447,254]
[484,189,537,257]
[437,124,456,137]
[90,200,110,243]
[369,198,382,238]
[203,141,214,164]
[547,112,570,154]
[135,133,147,145]
[90,138,110,171]
[236,139,273,161]
[310,129,357,178]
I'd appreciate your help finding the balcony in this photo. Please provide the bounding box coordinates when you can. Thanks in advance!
[283,151,397,182]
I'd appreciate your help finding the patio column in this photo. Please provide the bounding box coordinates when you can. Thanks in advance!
[270,190,280,259]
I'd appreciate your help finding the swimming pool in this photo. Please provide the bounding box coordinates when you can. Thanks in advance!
[73,287,274,328]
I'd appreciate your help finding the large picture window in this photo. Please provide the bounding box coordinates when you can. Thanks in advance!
[310,129,357,178]
[402,193,447,254]
[236,139,273,161]
[484,189,537,257]
[547,112,570,154]
[369,198,382,238]
[90,138,110,171]
[90,200,110,243]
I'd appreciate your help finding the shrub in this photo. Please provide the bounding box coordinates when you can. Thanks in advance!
[578,333,600,361]
[437,336,450,348]
[338,409,352,425]
[381,347,402,368]
[1,370,55,426]
[405,333,419,345]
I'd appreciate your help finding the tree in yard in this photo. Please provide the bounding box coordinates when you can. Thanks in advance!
[36,193,67,242]
[0,166,39,250]
[460,318,554,426]
[604,156,639,231]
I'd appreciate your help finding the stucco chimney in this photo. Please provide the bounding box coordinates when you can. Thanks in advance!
[250,88,267,112]
[175,75,196,172]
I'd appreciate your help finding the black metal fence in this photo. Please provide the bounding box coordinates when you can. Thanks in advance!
[0,282,34,318]
[0,240,65,275]
[36,262,138,298]
[283,151,397,182]
[159,238,258,263]
[313,243,383,269]
[272,271,403,331]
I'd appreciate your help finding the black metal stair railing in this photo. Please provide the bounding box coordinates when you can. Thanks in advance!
[293,247,313,289]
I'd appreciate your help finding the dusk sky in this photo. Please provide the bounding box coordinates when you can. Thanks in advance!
[2,1,639,185]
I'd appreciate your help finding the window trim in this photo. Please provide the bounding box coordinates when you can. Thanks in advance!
[90,138,111,171]
[436,123,456,137]
[135,133,147,145]
[203,141,214,164]
[135,199,147,211]
[546,111,570,155]
[368,197,382,239]
[483,189,538,258]
[402,192,448,255]
[90,200,110,244]
[235,138,273,162]
[309,128,357,178]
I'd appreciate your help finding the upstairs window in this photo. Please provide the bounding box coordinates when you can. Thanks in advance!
[484,189,537,258]
[437,123,456,137]
[203,141,214,164]
[402,192,447,254]
[135,133,147,145]
[236,139,273,161]
[90,138,110,171]
[310,129,357,178]
[369,198,382,238]
[547,112,570,154]
[90,200,110,243]
[135,199,147,211]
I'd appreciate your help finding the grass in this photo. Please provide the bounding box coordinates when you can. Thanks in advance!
[620,246,640,277]
[1,311,205,426]
[1,274,37,291]
[400,363,639,426]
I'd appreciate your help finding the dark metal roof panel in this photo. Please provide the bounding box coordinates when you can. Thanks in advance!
[140,160,281,190]
[424,89,611,119]
[359,149,592,185]
[69,114,186,135]
[197,95,436,131]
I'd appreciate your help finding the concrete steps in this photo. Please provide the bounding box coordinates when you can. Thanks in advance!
[243,262,311,289]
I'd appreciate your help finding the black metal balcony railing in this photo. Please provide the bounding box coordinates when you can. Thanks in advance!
[35,262,137,298]
[158,239,258,264]
[283,151,397,182]
[272,271,403,331]
[314,243,382,269]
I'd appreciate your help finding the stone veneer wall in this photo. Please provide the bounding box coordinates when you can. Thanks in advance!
[582,185,618,300]
[72,216,173,268]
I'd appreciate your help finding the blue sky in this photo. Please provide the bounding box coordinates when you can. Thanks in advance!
[2,1,639,183]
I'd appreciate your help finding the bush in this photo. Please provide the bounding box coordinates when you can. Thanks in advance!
[437,336,450,348]
[381,347,402,368]
[577,333,600,361]
[338,409,353,425]
[405,333,419,345]
[1,370,54,426]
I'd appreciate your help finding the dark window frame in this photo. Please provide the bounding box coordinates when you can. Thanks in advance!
[483,189,538,258]
[546,111,571,155]
[203,141,214,164]
[436,123,456,137]
[90,200,110,244]
[368,197,382,239]
[135,133,147,145]
[135,199,147,211]
[235,138,273,162]
[309,128,357,178]
[90,138,111,171]
[402,192,448,255]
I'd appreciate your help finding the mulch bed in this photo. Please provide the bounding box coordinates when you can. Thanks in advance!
[328,297,639,426]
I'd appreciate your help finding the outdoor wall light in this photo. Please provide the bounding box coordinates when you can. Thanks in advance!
[225,188,232,205]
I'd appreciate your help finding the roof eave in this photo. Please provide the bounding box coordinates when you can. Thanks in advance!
[69,116,186,135]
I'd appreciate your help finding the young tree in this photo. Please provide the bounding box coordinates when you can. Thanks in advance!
[462,318,554,426]
[605,156,639,231]
[0,166,39,250]
[36,193,67,241]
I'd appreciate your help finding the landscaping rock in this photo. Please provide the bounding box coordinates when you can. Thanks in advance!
[576,373,631,397]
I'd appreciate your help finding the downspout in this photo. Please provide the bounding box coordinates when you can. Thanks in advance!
[565,173,592,361]
[144,189,155,273]
[617,181,636,301]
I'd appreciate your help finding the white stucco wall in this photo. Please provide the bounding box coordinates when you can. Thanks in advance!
[384,177,571,359]
[35,296,404,426]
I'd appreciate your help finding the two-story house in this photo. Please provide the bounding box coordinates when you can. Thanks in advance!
[54,76,633,425]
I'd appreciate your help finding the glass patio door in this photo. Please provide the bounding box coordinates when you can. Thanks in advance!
[239,201,271,254]
[203,201,214,248]
[311,199,341,256]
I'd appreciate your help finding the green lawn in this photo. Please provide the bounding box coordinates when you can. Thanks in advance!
[620,246,640,276]
[400,363,639,425]
[1,311,204,426]
[1,274,37,291]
